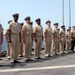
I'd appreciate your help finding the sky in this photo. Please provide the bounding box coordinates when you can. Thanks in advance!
[0,0,75,33]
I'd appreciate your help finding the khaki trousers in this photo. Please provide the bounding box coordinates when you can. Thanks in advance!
[66,39,71,50]
[34,37,42,58]
[10,35,20,62]
[44,37,52,56]
[52,38,59,56]
[24,35,32,59]
[59,38,65,53]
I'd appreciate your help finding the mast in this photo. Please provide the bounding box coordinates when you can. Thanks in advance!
[62,0,64,25]
[69,0,71,29]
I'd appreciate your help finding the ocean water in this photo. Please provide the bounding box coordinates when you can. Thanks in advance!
[2,37,44,51]
[2,36,7,51]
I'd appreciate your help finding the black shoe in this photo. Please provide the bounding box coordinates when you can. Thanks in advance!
[38,57,42,59]
[62,52,65,54]
[48,55,52,57]
[28,59,33,61]
[19,55,23,57]
[0,65,2,67]
[25,59,29,62]
[31,54,33,55]
[20,55,23,57]
[7,58,10,60]
[0,58,2,61]
[45,55,51,58]
[55,54,58,55]
[14,61,21,63]
[11,62,15,65]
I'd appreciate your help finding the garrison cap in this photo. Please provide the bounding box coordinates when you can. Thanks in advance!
[61,25,65,28]
[67,27,71,31]
[12,13,19,17]
[8,20,13,24]
[35,18,41,22]
[30,22,33,25]
[24,16,30,20]
[46,20,51,24]
[54,23,58,26]
[58,28,60,31]
[72,26,75,28]
[20,23,24,26]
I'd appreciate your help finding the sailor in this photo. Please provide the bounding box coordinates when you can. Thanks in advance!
[44,20,52,57]
[8,13,21,64]
[52,23,59,56]
[33,18,43,59]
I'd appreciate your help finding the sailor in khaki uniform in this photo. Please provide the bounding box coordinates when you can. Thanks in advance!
[19,23,24,57]
[59,25,65,54]
[44,20,52,57]
[30,22,33,55]
[71,26,75,52]
[52,23,59,56]
[33,18,43,59]
[5,20,12,59]
[8,13,21,64]
[0,24,3,60]
[22,16,33,62]
[65,28,71,52]
[57,28,60,52]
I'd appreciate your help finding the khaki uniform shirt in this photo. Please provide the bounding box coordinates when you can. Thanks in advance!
[59,29,65,40]
[22,24,33,36]
[44,25,52,38]
[52,27,59,39]
[9,21,21,36]
[66,32,71,40]
[33,24,43,37]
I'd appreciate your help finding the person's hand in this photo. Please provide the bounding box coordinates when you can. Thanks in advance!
[35,38,37,42]
[8,39,11,43]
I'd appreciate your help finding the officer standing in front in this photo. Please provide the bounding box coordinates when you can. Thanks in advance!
[33,18,43,59]
[8,13,21,64]
[44,20,52,57]
[22,16,33,62]
[52,23,59,56]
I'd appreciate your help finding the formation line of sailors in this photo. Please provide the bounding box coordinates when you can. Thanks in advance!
[0,13,75,64]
